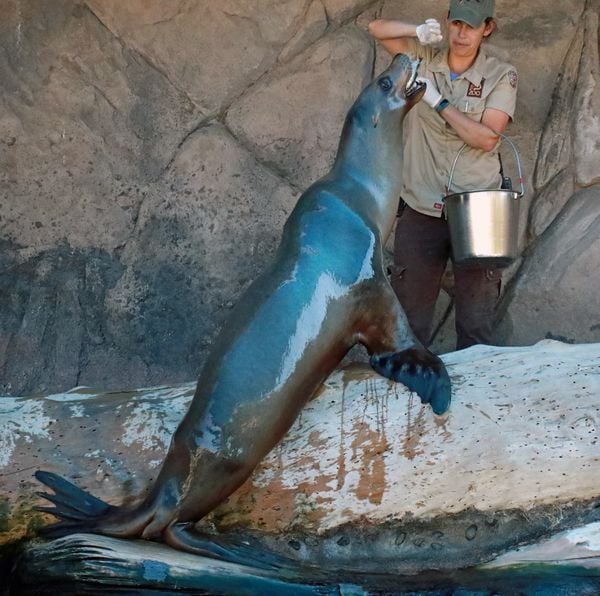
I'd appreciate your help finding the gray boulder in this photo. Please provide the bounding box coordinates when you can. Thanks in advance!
[496,186,600,345]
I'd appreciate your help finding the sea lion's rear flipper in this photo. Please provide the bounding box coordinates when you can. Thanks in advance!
[370,347,451,415]
[165,524,302,574]
[34,470,116,537]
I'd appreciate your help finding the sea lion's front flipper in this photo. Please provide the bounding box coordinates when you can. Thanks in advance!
[370,348,451,415]
[361,282,451,415]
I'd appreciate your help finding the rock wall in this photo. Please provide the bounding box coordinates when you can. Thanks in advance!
[0,0,598,395]
[2,341,600,569]
[495,5,600,346]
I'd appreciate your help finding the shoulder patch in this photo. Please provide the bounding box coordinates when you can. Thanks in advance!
[507,70,518,88]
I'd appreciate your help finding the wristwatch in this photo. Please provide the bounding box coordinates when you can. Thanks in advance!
[435,98,450,113]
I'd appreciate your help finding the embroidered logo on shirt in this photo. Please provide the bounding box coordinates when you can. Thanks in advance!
[467,79,485,97]
[508,70,518,88]
[434,202,444,210]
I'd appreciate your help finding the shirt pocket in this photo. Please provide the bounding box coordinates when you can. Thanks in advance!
[459,97,486,122]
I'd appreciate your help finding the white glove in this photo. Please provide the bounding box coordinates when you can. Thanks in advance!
[415,18,443,45]
[417,76,442,109]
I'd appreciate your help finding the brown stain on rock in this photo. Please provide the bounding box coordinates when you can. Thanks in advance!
[202,433,337,533]
[350,421,389,505]
[341,362,374,385]
[348,380,391,506]
[336,382,347,491]
[402,392,427,460]
[434,414,453,442]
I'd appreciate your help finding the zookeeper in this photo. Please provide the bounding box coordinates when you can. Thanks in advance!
[368,0,518,350]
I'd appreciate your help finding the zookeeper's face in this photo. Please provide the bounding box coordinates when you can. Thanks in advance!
[446,19,493,58]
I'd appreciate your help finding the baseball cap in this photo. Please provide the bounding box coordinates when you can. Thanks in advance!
[448,0,495,28]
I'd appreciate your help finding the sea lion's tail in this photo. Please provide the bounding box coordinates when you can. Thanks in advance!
[34,470,118,538]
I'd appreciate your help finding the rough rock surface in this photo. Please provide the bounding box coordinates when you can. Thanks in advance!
[100,123,298,390]
[573,8,600,187]
[226,27,374,189]
[0,1,202,251]
[528,168,575,239]
[496,186,600,345]
[1,0,599,394]
[2,341,599,565]
[85,0,313,114]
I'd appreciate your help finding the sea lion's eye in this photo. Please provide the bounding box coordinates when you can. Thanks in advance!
[378,77,392,91]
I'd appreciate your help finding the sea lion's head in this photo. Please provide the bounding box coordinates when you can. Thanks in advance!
[353,53,425,130]
[378,52,425,108]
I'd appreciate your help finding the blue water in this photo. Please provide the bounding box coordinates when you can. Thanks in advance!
[353,565,600,595]
[9,564,600,595]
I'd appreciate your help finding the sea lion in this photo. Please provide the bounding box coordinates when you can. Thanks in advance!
[35,54,450,563]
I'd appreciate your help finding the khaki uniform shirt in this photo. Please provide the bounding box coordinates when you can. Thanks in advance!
[402,40,518,217]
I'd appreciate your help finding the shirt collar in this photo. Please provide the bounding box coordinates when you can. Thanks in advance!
[429,46,487,85]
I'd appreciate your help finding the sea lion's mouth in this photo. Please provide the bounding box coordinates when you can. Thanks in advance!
[405,59,425,99]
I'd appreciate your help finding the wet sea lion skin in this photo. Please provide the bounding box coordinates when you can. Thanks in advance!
[35,54,450,558]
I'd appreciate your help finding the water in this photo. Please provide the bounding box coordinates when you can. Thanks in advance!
[6,557,600,595]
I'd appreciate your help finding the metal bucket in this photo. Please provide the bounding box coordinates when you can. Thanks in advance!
[443,134,525,268]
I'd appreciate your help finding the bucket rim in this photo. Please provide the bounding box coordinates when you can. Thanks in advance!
[443,188,521,202]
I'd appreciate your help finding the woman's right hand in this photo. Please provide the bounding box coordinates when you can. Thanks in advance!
[417,77,443,109]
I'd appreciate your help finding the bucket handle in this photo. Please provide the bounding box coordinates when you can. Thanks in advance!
[446,133,525,198]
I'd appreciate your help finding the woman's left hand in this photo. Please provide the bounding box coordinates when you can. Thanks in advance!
[415,19,443,45]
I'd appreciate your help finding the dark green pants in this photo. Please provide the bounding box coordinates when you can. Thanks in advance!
[391,205,501,350]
